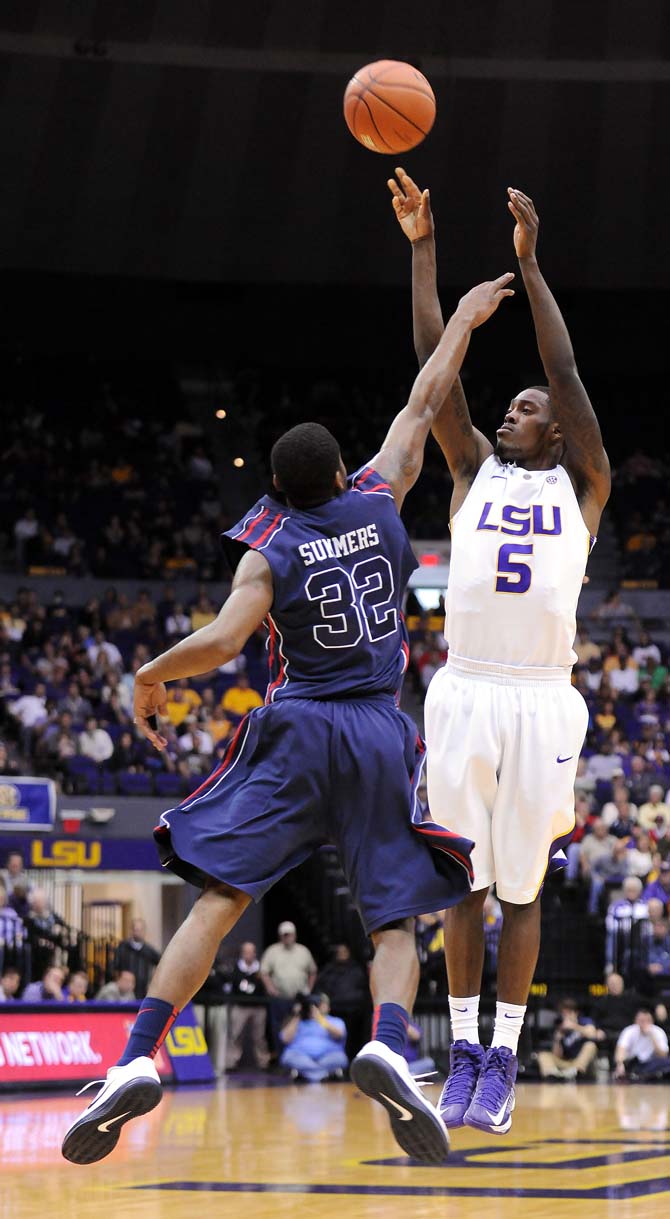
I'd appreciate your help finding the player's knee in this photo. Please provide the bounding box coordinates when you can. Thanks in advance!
[201,878,250,908]
[499,895,541,916]
[371,916,415,945]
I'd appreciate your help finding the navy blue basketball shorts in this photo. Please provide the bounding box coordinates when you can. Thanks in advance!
[154,695,473,934]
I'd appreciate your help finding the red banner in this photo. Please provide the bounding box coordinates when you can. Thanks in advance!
[0,1010,172,1084]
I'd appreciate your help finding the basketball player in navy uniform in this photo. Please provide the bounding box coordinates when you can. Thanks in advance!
[61,273,516,1167]
[389,169,610,1134]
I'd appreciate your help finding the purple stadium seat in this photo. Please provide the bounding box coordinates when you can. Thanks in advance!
[117,771,153,796]
[64,755,100,794]
[154,772,184,798]
[98,769,117,795]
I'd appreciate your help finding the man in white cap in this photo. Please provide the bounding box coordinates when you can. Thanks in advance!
[260,922,317,999]
[260,922,317,1053]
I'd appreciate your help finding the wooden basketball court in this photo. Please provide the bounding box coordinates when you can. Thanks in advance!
[4,1078,670,1218]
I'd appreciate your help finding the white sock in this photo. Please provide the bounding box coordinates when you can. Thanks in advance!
[491,1001,526,1053]
[448,994,480,1044]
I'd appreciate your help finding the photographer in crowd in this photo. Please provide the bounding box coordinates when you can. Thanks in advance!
[279,993,348,1083]
[537,998,605,1080]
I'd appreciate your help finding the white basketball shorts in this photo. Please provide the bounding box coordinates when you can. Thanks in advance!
[424,655,589,905]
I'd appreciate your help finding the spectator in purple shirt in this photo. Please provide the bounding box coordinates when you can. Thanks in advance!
[642,861,670,912]
[21,964,67,1003]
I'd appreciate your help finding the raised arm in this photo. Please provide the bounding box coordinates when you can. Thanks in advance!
[387,168,444,365]
[133,549,273,750]
[372,274,515,509]
[388,168,492,484]
[507,187,611,528]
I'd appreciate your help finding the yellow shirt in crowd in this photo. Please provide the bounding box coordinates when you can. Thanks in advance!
[222,686,264,716]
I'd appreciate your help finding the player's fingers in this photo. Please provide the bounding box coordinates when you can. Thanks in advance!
[134,716,167,751]
[509,190,535,222]
[512,187,535,209]
[509,192,532,220]
[158,699,168,717]
[397,167,423,197]
[493,272,515,287]
[387,177,404,198]
[419,188,431,211]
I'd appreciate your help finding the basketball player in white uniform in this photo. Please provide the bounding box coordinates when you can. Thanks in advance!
[389,171,610,1133]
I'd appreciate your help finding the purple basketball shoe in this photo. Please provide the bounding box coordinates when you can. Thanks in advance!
[438,1041,485,1128]
[464,1045,517,1135]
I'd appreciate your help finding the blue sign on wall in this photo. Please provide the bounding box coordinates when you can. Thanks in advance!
[0,778,55,832]
[0,835,163,870]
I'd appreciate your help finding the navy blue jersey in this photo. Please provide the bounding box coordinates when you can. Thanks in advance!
[221,463,418,702]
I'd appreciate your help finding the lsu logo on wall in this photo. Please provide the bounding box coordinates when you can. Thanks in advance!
[162,1003,215,1082]
[0,784,28,823]
[165,1025,208,1057]
[30,840,102,868]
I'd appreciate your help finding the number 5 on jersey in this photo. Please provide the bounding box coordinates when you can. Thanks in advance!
[305,557,397,648]
[495,543,533,594]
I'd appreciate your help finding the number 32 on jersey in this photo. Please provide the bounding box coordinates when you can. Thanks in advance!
[305,556,397,648]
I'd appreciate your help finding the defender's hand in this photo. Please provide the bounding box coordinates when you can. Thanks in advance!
[457,273,515,328]
[387,167,434,243]
[507,187,539,260]
[134,674,168,750]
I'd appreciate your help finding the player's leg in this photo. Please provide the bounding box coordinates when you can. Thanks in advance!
[424,667,499,1128]
[465,679,588,1136]
[62,880,250,1164]
[138,880,251,1015]
[352,918,451,1163]
[369,920,419,1026]
[496,896,542,1012]
[63,702,328,1165]
[439,887,489,1126]
[331,700,471,1163]
[463,896,541,1135]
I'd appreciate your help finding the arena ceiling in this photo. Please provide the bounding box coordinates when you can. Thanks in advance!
[0,1,668,288]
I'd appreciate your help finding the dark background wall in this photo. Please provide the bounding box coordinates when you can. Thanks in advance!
[0,0,668,287]
[0,1,667,401]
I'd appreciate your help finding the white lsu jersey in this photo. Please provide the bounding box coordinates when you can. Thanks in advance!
[446,454,592,670]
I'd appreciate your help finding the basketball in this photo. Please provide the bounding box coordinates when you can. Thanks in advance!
[343,60,436,154]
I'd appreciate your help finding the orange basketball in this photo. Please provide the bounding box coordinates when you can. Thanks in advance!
[343,60,436,154]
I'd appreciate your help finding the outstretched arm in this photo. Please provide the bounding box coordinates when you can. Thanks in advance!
[372,274,515,509]
[387,168,444,365]
[388,168,492,481]
[133,549,273,749]
[508,187,611,522]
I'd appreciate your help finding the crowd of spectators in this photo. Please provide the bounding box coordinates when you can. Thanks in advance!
[559,614,670,937]
[0,365,462,584]
[0,368,236,581]
[535,988,670,1083]
[0,583,267,796]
